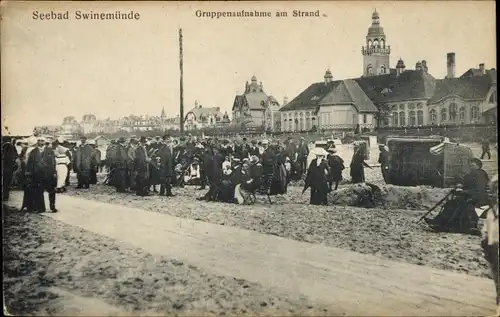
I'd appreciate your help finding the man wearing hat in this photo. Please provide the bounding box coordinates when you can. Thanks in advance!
[249,139,260,158]
[327,146,344,191]
[39,139,58,212]
[2,138,18,201]
[425,157,490,234]
[23,137,46,212]
[74,136,95,189]
[126,137,139,190]
[378,144,390,184]
[104,140,117,183]
[284,137,296,163]
[113,137,129,193]
[134,137,151,196]
[158,135,175,197]
[296,137,309,175]
[87,139,101,185]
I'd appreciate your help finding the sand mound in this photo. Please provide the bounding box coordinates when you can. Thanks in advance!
[328,184,450,209]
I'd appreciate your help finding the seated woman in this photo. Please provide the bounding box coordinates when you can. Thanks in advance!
[216,161,236,203]
[425,158,490,234]
[184,158,202,186]
[234,158,258,204]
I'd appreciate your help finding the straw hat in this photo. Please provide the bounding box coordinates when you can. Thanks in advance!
[310,147,329,156]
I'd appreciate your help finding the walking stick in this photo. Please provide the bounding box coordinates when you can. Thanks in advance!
[102,168,116,185]
[416,189,455,223]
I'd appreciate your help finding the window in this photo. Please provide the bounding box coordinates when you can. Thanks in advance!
[417,110,424,125]
[449,103,457,121]
[440,108,447,122]
[373,40,379,47]
[380,39,385,48]
[417,103,424,109]
[399,111,406,126]
[368,39,372,47]
[380,66,386,74]
[409,111,416,126]
[399,104,405,110]
[306,117,311,130]
[459,107,465,122]
[392,112,398,126]
[471,106,479,120]
[367,66,373,75]
[363,114,367,124]
[489,93,497,103]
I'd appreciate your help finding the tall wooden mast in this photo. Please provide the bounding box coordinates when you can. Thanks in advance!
[179,28,184,133]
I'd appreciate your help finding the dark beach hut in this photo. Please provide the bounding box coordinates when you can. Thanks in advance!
[385,137,473,187]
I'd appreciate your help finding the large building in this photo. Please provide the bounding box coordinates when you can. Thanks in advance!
[184,100,230,131]
[232,76,282,130]
[280,11,497,132]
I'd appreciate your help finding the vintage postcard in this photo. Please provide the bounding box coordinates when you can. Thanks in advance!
[1,0,498,316]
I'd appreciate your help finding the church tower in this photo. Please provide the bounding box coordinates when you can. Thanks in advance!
[362,10,391,77]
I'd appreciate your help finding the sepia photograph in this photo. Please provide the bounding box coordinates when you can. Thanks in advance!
[1,0,498,316]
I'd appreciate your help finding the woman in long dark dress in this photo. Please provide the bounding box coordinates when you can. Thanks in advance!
[350,146,371,183]
[304,151,330,206]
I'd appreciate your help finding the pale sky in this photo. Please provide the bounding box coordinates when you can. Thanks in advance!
[1,1,496,135]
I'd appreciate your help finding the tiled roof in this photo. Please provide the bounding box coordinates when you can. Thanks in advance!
[245,91,269,110]
[232,95,244,111]
[428,74,493,103]
[319,81,352,105]
[384,71,436,102]
[343,79,378,112]
[267,95,279,104]
[280,81,339,111]
[316,80,378,113]
[281,69,495,113]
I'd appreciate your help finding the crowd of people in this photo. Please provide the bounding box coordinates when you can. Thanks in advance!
[1,132,497,310]
[1,132,384,212]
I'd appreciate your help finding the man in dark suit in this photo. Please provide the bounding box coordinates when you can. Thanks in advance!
[296,137,309,175]
[2,139,18,201]
[159,135,175,197]
[114,137,129,193]
[41,140,58,212]
[134,137,150,196]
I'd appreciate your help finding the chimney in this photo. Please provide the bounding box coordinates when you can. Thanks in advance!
[479,63,485,75]
[415,61,422,71]
[447,52,456,79]
[283,96,289,105]
[422,60,428,73]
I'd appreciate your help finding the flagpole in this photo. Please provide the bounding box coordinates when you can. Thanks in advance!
[179,28,184,133]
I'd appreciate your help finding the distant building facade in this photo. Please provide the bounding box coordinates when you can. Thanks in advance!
[280,10,497,132]
[184,101,231,131]
[232,75,281,130]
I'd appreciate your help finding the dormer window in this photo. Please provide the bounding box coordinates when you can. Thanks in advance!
[311,95,320,101]
[367,65,373,75]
